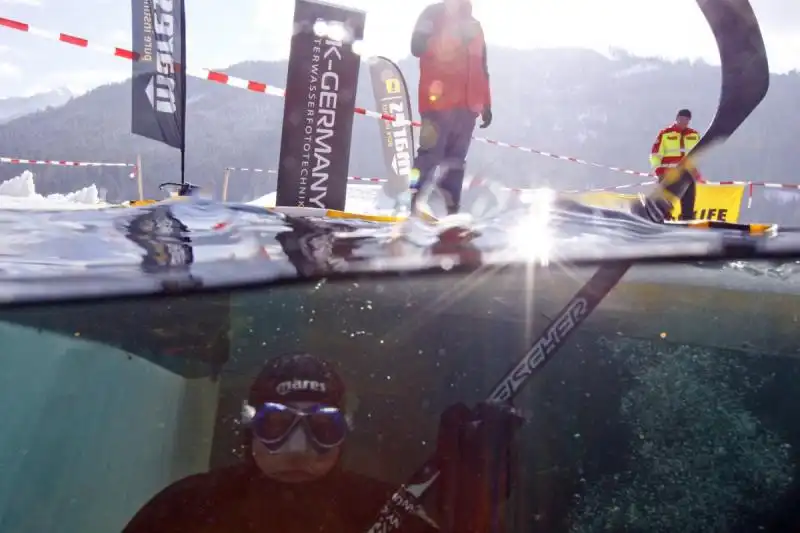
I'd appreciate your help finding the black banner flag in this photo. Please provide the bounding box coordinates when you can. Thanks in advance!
[131,0,187,151]
[275,0,366,211]
[368,56,415,200]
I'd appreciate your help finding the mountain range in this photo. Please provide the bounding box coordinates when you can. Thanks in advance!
[0,88,73,125]
[0,47,797,204]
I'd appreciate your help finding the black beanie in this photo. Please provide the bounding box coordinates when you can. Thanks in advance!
[677,108,692,119]
[248,353,346,408]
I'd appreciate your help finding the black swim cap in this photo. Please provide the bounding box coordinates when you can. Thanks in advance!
[248,353,346,408]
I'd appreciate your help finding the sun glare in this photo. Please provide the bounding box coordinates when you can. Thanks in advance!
[509,188,556,264]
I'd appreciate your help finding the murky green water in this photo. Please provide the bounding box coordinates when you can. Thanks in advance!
[0,265,797,533]
[566,337,796,533]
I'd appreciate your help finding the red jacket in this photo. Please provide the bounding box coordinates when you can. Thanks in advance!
[410,2,491,115]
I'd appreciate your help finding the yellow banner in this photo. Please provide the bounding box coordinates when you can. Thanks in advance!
[572,184,745,222]
[572,191,638,211]
[668,183,744,222]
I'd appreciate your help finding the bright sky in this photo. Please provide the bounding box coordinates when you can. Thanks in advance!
[0,0,797,98]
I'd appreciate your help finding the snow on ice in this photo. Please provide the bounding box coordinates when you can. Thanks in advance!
[0,170,399,214]
[0,171,110,210]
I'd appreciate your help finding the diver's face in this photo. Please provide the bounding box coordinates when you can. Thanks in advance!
[251,401,343,483]
[676,115,690,129]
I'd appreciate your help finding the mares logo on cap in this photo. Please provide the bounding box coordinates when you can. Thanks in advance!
[275,379,327,396]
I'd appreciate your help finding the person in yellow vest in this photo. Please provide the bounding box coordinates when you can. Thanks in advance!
[649,109,703,220]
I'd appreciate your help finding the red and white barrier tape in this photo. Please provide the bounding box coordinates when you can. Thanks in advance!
[225,167,386,184]
[0,17,286,97]
[565,180,800,193]
[481,178,800,194]
[2,16,667,181]
[704,180,800,189]
[225,165,800,197]
[225,165,658,193]
[466,177,659,194]
[1,156,135,168]
[1,156,137,178]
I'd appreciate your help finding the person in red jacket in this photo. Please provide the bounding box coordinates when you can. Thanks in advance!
[649,108,703,220]
[409,0,492,215]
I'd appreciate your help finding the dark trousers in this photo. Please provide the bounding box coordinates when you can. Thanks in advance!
[680,178,697,220]
[411,108,477,214]
[657,171,697,220]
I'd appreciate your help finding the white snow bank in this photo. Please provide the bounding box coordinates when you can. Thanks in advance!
[0,171,111,210]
